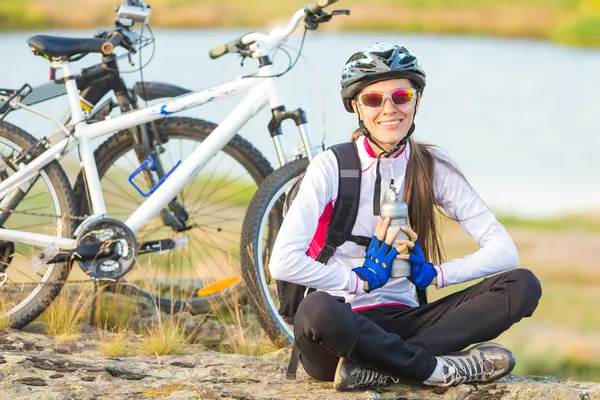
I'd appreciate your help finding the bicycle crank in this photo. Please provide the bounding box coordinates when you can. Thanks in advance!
[138,236,188,255]
[56,218,137,281]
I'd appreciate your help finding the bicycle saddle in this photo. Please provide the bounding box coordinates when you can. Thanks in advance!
[27,35,109,59]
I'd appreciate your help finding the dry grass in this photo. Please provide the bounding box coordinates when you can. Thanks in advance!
[93,290,139,330]
[37,285,96,341]
[209,283,279,356]
[97,326,132,357]
[138,311,190,356]
[0,294,11,329]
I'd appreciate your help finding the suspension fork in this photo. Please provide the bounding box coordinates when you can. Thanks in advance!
[268,106,316,167]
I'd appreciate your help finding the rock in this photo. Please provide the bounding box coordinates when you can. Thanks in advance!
[13,377,47,387]
[170,361,196,368]
[0,329,599,400]
[105,367,149,380]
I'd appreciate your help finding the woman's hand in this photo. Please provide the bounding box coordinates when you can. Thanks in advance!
[395,222,438,289]
[352,217,400,292]
[394,222,418,258]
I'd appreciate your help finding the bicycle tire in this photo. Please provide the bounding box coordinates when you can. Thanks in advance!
[240,157,309,345]
[0,121,77,329]
[73,117,273,314]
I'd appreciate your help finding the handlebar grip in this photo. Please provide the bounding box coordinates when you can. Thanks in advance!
[101,33,122,55]
[209,44,229,59]
[306,0,338,13]
[209,38,246,59]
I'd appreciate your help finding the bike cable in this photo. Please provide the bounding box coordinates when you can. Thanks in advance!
[241,27,308,80]
[137,23,153,109]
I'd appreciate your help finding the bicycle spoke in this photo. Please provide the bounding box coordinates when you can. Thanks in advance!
[194,155,237,211]
[103,182,142,204]
[8,221,56,231]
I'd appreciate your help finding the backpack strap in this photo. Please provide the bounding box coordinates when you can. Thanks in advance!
[416,288,427,305]
[316,141,368,264]
[286,341,301,379]
[287,142,365,380]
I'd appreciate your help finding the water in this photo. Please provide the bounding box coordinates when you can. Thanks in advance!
[1,29,599,218]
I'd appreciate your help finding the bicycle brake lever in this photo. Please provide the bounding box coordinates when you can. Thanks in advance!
[331,9,350,16]
[304,8,349,30]
[127,51,135,66]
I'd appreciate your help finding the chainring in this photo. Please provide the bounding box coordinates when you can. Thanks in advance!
[76,218,137,281]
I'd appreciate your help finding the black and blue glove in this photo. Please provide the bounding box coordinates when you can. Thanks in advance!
[408,240,438,290]
[352,236,399,292]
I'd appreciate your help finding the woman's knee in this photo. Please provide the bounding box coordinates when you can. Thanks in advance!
[504,268,542,317]
[294,291,353,342]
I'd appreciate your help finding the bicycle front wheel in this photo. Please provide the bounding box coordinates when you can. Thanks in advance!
[0,121,77,328]
[74,117,273,314]
[240,158,309,345]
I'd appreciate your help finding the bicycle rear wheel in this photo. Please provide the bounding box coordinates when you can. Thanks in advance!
[0,121,77,328]
[74,117,273,314]
[240,158,309,345]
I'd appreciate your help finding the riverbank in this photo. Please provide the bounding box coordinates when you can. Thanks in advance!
[3,0,600,47]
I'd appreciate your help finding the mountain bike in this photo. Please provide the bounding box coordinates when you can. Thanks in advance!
[0,0,268,324]
[0,0,345,329]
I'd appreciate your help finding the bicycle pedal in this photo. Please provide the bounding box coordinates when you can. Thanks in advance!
[30,243,59,272]
[138,236,188,255]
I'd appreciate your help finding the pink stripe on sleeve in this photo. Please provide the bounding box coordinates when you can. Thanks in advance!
[436,264,445,287]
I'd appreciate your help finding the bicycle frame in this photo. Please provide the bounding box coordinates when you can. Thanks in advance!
[0,54,316,250]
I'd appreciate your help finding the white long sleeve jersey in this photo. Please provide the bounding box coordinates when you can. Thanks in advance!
[269,136,519,310]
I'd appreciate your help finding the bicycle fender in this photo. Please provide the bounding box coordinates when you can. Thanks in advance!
[133,81,192,101]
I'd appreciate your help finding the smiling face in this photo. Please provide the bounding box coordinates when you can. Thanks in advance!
[353,78,419,152]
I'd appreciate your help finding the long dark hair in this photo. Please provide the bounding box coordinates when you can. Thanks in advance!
[351,130,473,264]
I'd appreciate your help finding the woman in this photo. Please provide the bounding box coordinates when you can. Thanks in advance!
[269,42,542,391]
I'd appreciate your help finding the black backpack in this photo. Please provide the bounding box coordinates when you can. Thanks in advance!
[280,141,427,379]
[277,141,371,325]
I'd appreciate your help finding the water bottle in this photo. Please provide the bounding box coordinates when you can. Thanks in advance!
[379,181,412,278]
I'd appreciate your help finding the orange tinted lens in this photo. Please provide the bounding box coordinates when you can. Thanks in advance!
[360,92,384,108]
[391,89,414,105]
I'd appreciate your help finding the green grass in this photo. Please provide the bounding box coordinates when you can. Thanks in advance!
[552,14,600,47]
[497,213,600,233]
[3,0,600,47]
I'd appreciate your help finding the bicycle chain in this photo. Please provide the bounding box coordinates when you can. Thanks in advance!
[0,207,87,221]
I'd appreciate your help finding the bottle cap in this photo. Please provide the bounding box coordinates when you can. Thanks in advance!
[383,180,401,203]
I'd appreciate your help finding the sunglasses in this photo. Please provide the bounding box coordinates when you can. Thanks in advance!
[357,88,417,109]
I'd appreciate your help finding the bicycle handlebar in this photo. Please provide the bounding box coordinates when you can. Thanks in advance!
[100,30,136,55]
[101,33,123,55]
[208,0,342,60]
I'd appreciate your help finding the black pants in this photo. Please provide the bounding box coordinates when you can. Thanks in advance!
[293,268,542,382]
